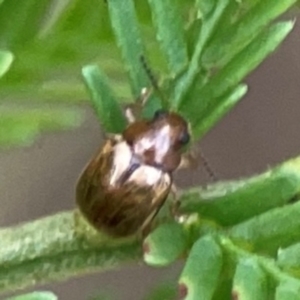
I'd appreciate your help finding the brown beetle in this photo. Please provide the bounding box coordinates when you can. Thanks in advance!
[76,105,190,237]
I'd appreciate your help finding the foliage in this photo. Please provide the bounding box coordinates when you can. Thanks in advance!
[0,0,113,148]
[0,0,299,299]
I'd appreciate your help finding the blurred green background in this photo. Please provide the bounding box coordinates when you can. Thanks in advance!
[1,1,300,299]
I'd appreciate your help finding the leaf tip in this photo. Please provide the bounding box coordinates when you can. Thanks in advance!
[231,290,239,300]
[0,50,14,77]
[82,64,98,77]
[143,240,150,255]
[178,282,188,300]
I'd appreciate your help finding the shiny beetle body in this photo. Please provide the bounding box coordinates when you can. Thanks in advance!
[76,110,190,237]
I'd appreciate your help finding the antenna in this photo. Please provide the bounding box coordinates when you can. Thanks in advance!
[140,55,168,107]
[140,55,160,91]
[199,149,217,182]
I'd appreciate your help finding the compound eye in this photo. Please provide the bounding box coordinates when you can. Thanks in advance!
[179,131,190,145]
[153,109,168,120]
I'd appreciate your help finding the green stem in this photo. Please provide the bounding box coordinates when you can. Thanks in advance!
[0,211,141,295]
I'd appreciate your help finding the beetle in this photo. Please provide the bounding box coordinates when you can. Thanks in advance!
[76,102,190,237]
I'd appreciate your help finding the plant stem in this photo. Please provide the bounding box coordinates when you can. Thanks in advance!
[1,156,299,295]
[0,210,141,295]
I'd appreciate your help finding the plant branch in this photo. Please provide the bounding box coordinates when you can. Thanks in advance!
[0,211,141,295]
[1,155,300,295]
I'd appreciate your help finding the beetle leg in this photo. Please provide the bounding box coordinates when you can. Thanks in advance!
[177,151,198,170]
[169,185,192,224]
[170,183,178,198]
[169,183,180,217]
[104,133,123,141]
[139,87,152,105]
[125,107,136,123]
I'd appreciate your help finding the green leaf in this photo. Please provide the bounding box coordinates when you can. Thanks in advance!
[229,201,300,255]
[147,0,188,75]
[202,0,297,68]
[82,65,127,133]
[180,156,300,226]
[205,19,295,99]
[0,50,13,77]
[275,278,300,300]
[232,258,269,300]
[107,0,148,97]
[173,0,230,108]
[178,235,222,300]
[192,83,247,139]
[5,291,57,300]
[182,20,294,129]
[277,243,300,272]
[143,222,189,266]
[219,237,300,299]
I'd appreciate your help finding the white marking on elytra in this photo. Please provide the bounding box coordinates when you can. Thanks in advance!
[128,165,168,186]
[110,141,132,186]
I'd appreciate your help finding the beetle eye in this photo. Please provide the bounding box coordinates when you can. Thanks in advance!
[153,109,168,120]
[179,131,190,145]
